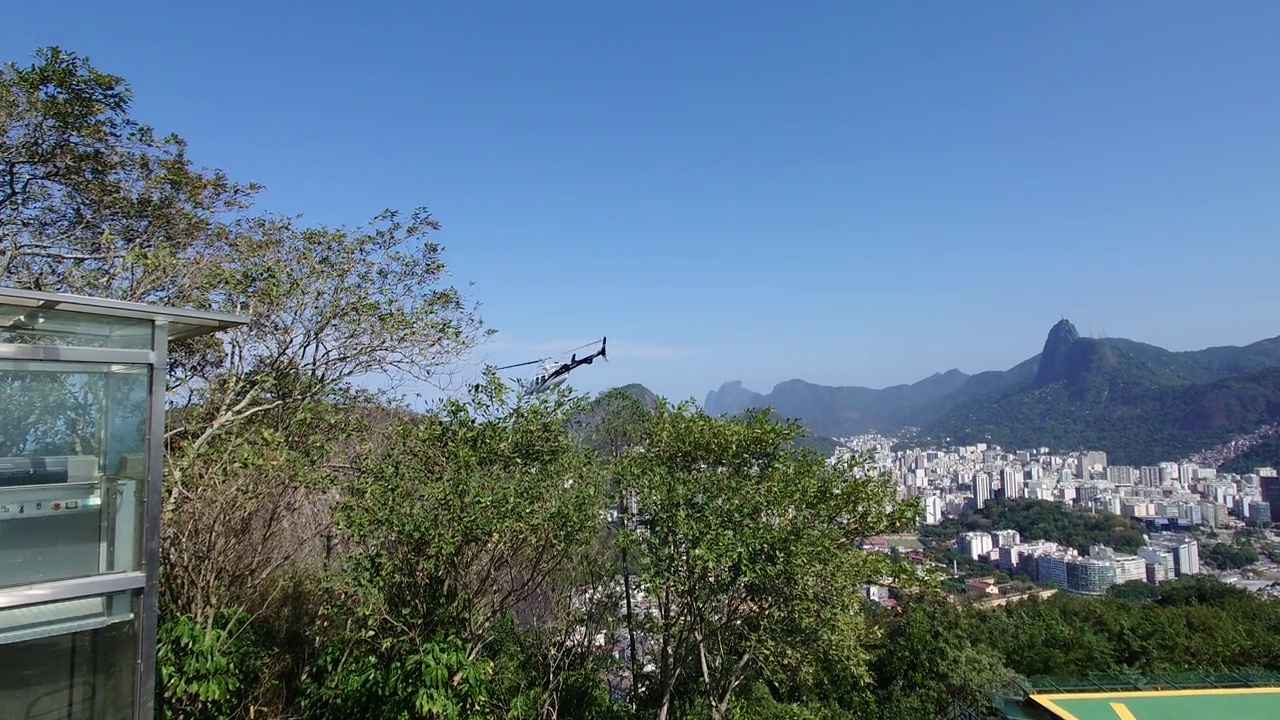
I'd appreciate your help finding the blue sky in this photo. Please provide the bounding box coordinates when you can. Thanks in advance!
[6,1,1280,403]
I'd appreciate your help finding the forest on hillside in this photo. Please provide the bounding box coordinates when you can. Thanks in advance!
[925,497,1149,554]
[6,47,1280,720]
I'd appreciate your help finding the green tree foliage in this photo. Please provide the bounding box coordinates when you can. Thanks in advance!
[156,610,266,720]
[615,401,920,720]
[870,601,1023,719]
[2,45,491,717]
[305,378,612,718]
[0,46,258,302]
[850,575,1280,719]
[582,385,653,459]
[1205,541,1260,571]
[945,497,1147,554]
[1107,580,1162,602]
[964,575,1280,676]
[580,386,654,695]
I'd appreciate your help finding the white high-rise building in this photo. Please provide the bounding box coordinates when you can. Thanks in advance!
[992,529,1022,548]
[999,541,1058,572]
[1140,466,1162,487]
[1139,547,1175,582]
[1107,466,1137,486]
[974,473,993,509]
[958,531,994,561]
[1172,539,1200,576]
[1091,545,1147,585]
[1002,467,1023,499]
[922,495,946,525]
[1179,463,1200,484]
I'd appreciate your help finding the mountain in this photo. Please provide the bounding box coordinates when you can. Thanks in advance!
[582,384,841,457]
[703,381,765,416]
[704,321,1280,465]
[611,383,660,410]
[928,322,1280,464]
[705,369,973,439]
[572,384,658,437]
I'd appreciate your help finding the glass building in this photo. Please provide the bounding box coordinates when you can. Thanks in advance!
[0,287,247,720]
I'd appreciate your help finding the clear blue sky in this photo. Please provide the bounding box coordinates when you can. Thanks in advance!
[6,1,1280,403]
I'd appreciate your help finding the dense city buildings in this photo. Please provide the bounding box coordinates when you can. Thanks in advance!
[829,433,1272,595]
[836,433,1272,532]
[951,530,1200,595]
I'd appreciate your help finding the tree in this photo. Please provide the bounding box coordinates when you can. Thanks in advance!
[1107,580,1161,602]
[1,46,258,303]
[1204,541,1260,571]
[1,38,493,612]
[584,387,652,460]
[615,401,920,720]
[308,378,610,718]
[153,208,492,709]
[584,386,654,695]
[165,206,491,452]
[871,600,1023,720]
[3,45,498,717]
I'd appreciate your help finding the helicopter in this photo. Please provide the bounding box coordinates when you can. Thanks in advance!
[497,337,608,395]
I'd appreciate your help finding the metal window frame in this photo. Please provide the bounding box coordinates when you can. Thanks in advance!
[134,318,168,719]
[0,344,156,366]
[0,572,146,610]
[0,287,248,340]
[0,286,248,720]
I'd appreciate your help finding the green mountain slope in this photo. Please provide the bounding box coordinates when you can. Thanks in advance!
[704,320,1280,465]
[1105,336,1280,384]
[915,321,1280,464]
[1220,433,1280,474]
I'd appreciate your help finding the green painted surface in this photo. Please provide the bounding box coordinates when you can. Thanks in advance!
[1038,690,1280,720]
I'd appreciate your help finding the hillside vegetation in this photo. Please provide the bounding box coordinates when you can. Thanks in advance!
[707,319,1280,465]
[925,497,1148,555]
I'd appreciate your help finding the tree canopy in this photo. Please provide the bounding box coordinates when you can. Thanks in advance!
[929,497,1148,555]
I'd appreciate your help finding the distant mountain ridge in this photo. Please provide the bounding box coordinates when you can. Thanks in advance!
[581,383,840,458]
[704,321,1280,465]
[704,370,975,439]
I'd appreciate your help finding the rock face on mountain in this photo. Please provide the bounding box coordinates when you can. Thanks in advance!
[703,381,766,417]
[704,369,972,439]
[703,321,1280,465]
[1034,319,1085,388]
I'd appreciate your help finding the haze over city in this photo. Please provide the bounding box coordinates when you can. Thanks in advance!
[5,1,1279,402]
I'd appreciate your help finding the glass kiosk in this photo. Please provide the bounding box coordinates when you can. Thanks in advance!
[0,288,247,720]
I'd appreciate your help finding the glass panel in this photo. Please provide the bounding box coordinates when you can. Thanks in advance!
[0,591,137,720]
[0,361,150,589]
[0,304,153,350]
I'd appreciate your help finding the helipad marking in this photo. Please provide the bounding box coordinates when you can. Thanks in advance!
[1030,687,1280,720]
[1108,703,1135,720]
